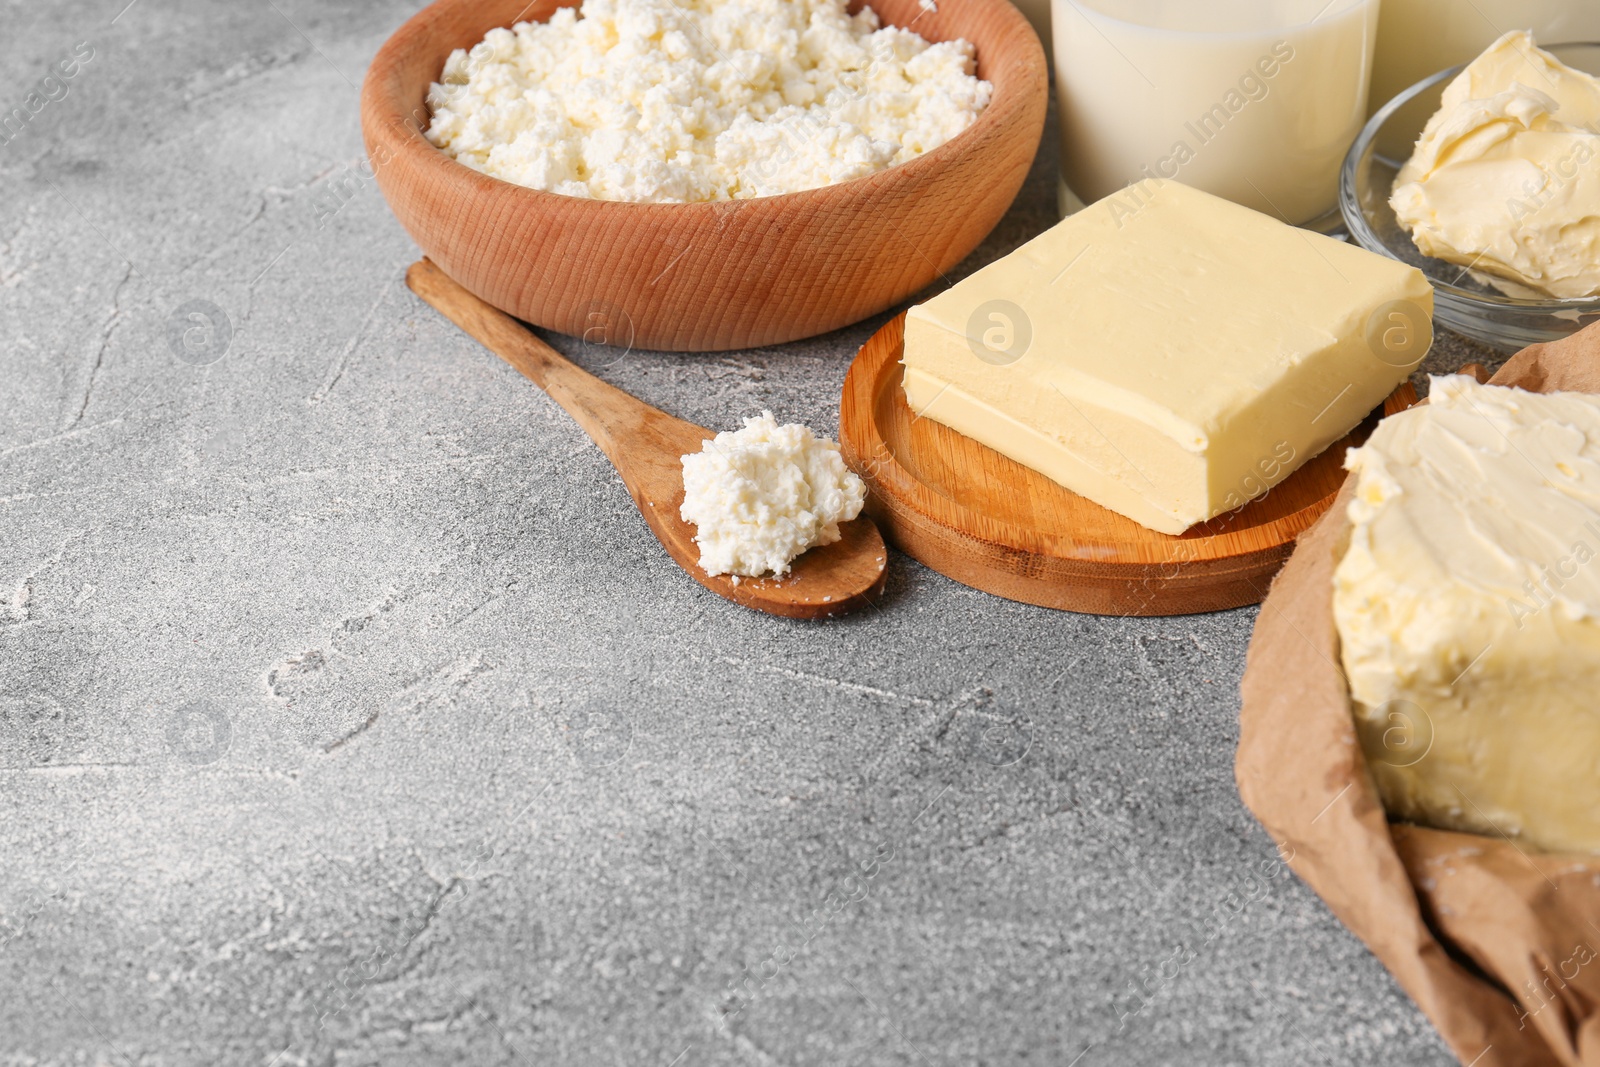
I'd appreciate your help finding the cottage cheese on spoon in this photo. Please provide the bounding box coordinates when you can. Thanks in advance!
[424,0,990,202]
[680,412,866,577]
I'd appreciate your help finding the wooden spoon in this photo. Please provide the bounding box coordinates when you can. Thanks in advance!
[406,259,889,619]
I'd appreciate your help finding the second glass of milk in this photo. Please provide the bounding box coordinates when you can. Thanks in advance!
[1053,0,1382,227]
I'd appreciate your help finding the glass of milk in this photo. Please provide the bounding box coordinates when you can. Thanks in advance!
[1052,0,1382,228]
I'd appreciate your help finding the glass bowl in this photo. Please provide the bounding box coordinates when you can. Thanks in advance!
[1340,42,1600,353]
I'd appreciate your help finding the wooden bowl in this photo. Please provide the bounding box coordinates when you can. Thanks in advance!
[360,0,1048,352]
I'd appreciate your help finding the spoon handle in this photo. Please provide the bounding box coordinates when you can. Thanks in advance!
[405,258,888,620]
[404,259,706,473]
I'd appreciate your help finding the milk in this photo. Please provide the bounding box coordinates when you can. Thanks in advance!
[1052,0,1381,225]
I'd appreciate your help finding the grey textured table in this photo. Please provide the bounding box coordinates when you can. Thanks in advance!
[1,3,1499,1063]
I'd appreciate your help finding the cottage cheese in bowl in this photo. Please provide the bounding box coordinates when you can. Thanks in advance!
[424,0,992,202]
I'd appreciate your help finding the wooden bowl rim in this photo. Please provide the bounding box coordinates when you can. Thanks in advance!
[360,0,1048,218]
[841,313,1417,572]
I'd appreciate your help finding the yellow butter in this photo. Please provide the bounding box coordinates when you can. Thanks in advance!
[1392,30,1600,300]
[1334,375,1600,855]
[901,180,1433,534]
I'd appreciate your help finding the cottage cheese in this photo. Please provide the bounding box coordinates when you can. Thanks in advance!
[424,0,991,202]
[680,412,866,577]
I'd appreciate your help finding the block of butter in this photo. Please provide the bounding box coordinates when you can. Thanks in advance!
[901,180,1434,534]
[1334,376,1600,855]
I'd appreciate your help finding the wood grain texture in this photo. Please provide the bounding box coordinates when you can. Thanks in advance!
[407,259,889,619]
[838,314,1419,617]
[361,0,1048,352]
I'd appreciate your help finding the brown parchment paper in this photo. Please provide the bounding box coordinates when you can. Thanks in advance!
[1237,321,1600,1067]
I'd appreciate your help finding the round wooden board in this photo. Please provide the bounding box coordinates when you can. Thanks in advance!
[838,314,1418,616]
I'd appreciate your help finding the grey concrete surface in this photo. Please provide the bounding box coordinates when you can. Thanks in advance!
[0,2,1500,1064]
